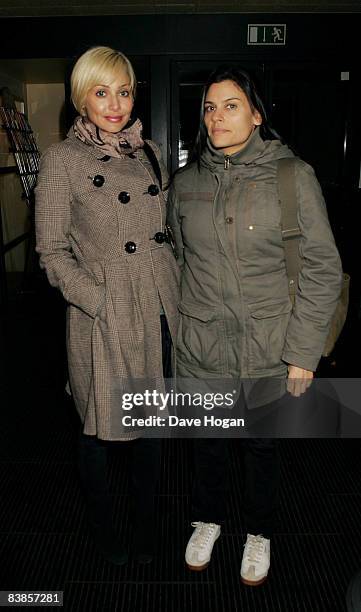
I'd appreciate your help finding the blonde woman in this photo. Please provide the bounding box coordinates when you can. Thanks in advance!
[36,46,179,564]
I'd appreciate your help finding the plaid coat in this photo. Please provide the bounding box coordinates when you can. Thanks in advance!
[35,130,180,440]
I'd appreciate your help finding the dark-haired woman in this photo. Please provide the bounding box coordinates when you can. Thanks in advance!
[167,67,342,584]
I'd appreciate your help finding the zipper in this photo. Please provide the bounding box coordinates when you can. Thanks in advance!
[224,155,230,170]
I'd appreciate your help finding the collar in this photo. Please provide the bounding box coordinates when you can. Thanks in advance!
[68,116,144,160]
[201,126,268,169]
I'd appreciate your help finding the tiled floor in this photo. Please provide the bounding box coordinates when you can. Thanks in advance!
[1,286,361,611]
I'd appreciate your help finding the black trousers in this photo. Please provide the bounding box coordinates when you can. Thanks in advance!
[77,315,171,552]
[192,438,279,539]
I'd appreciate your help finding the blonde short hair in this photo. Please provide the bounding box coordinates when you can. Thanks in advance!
[70,46,136,112]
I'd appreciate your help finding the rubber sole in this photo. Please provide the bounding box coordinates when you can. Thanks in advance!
[241,574,268,586]
[186,562,210,571]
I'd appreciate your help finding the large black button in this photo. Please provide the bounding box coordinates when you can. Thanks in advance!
[153,232,166,244]
[148,184,159,196]
[99,155,111,162]
[93,175,105,187]
[118,191,130,204]
[125,241,136,254]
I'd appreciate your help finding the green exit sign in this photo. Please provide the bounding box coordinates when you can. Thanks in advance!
[248,24,286,45]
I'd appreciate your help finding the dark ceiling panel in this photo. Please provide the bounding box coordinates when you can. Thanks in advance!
[0,0,360,16]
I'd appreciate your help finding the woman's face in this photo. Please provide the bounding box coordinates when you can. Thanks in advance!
[84,69,134,133]
[203,79,262,156]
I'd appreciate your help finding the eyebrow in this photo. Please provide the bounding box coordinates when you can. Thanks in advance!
[95,83,130,88]
[204,97,242,104]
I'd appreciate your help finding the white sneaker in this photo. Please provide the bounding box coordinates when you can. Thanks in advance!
[240,534,270,586]
[185,522,221,571]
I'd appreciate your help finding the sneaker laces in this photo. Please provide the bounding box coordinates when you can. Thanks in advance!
[190,522,218,549]
[243,534,265,563]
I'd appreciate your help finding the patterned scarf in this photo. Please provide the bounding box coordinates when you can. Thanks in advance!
[73,115,144,158]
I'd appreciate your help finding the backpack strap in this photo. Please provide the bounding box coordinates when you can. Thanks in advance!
[277,157,302,302]
[143,140,163,191]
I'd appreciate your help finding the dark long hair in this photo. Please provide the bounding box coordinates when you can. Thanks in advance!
[189,65,281,166]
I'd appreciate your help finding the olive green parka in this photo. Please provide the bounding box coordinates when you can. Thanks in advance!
[167,128,343,403]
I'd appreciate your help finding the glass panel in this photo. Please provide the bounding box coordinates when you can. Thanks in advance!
[270,66,345,185]
[133,79,150,139]
[178,82,203,167]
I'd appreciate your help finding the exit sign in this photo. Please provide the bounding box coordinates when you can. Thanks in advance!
[248,24,286,45]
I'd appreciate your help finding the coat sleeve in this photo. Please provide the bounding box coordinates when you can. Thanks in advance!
[35,145,105,318]
[282,159,343,371]
[166,183,184,269]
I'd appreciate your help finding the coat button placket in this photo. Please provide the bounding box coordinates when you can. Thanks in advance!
[124,241,137,254]
[93,175,105,187]
[118,191,131,204]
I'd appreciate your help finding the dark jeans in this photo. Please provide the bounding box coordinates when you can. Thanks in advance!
[77,315,171,553]
[192,438,279,539]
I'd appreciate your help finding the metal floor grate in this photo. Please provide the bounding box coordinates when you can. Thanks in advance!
[1,293,361,611]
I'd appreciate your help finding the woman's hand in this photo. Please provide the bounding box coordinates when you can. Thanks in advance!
[287,365,314,397]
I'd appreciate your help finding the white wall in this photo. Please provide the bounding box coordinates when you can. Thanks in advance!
[26,82,65,152]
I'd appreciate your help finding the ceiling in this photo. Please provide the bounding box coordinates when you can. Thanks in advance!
[0,0,360,16]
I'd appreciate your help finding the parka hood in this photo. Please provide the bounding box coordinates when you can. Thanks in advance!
[200,126,294,171]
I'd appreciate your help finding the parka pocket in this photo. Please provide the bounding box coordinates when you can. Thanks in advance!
[247,299,292,372]
[177,302,223,373]
[244,181,281,229]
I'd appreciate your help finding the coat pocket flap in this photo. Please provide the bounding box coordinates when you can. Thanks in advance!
[249,300,292,319]
[178,301,216,322]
